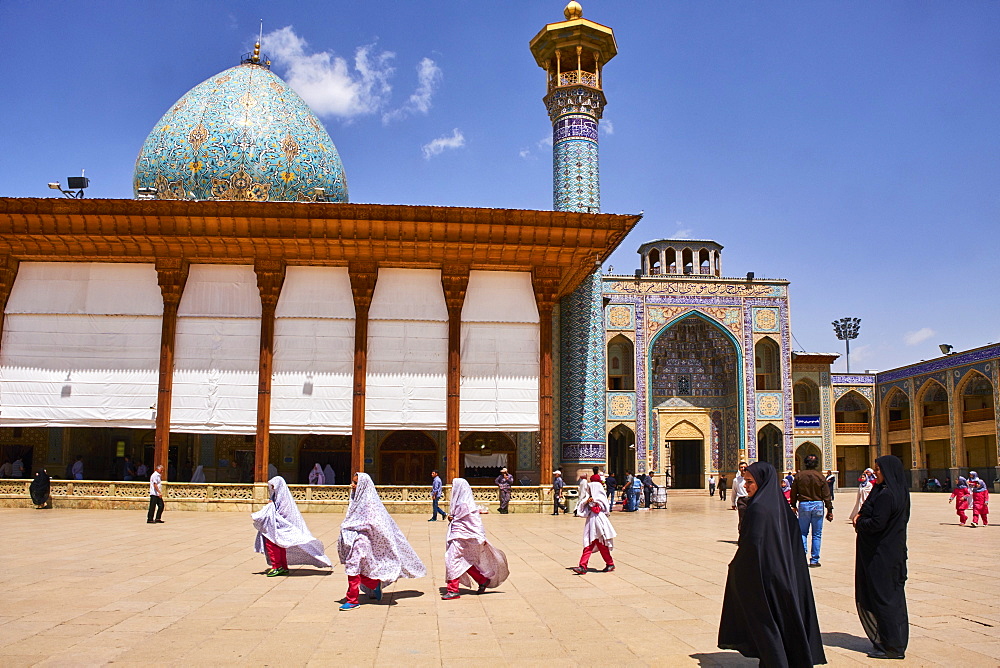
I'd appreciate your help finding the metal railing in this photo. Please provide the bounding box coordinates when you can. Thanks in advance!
[835,423,870,434]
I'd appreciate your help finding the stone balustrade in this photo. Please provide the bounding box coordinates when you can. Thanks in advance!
[0,480,552,513]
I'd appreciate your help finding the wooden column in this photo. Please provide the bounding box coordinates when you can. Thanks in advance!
[0,256,19,344]
[442,266,470,482]
[349,262,378,476]
[154,258,189,481]
[533,267,560,481]
[254,260,286,483]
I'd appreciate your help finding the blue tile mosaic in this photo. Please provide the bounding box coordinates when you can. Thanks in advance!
[134,63,348,203]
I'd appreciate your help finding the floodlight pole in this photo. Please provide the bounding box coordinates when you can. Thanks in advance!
[832,317,861,373]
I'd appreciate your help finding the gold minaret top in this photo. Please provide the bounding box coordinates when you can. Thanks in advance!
[564,1,583,20]
[530,3,617,94]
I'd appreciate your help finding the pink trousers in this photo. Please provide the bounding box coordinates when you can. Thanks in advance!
[263,538,288,570]
[345,574,381,604]
[580,539,613,568]
[446,564,488,593]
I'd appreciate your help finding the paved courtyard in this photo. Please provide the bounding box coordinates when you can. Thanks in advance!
[1,492,997,667]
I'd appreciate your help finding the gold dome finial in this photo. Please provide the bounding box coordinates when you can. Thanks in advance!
[564,1,583,20]
[252,41,261,63]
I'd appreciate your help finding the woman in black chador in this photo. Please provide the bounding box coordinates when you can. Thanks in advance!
[29,469,51,509]
[853,455,909,660]
[718,461,826,667]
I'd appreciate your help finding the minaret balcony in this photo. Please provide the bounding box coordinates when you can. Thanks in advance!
[549,69,599,92]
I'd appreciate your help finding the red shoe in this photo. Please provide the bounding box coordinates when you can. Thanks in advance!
[571,566,587,575]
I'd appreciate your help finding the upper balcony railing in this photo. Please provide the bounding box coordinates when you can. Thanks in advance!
[963,407,995,423]
[550,69,600,92]
[887,419,910,432]
[922,414,949,428]
[835,423,870,434]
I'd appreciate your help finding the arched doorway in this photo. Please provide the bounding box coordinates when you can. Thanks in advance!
[460,432,516,484]
[379,431,438,485]
[795,442,822,471]
[649,313,742,475]
[665,420,704,488]
[298,434,351,484]
[607,424,635,480]
[758,424,783,469]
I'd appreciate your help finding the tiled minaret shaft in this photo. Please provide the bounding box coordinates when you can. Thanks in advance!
[530,2,618,467]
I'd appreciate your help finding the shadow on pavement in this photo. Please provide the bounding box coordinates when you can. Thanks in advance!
[689,651,755,666]
[821,631,870,653]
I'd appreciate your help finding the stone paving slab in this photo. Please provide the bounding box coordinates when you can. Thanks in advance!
[1,493,996,666]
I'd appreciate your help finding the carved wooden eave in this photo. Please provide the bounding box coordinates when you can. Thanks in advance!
[0,198,641,298]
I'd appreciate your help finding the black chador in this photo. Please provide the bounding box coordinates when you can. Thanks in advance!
[854,455,910,659]
[718,461,827,667]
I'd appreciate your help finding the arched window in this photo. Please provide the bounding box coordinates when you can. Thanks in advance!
[754,338,781,390]
[961,374,994,421]
[835,391,870,433]
[699,249,710,275]
[607,335,635,391]
[920,381,948,427]
[793,380,819,415]
[665,248,677,274]
[682,248,694,274]
[886,389,910,429]
[648,249,661,275]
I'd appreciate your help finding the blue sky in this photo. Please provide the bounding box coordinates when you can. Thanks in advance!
[1,1,997,372]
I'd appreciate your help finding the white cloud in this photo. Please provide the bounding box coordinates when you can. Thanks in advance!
[263,27,395,119]
[422,129,465,159]
[382,57,442,123]
[519,147,532,159]
[903,327,935,346]
[601,119,614,135]
[673,221,693,239]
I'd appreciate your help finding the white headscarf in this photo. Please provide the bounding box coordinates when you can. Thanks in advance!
[575,476,591,516]
[445,479,509,588]
[323,464,336,485]
[337,473,426,584]
[251,476,332,568]
[581,481,616,548]
[190,465,205,483]
[308,464,325,485]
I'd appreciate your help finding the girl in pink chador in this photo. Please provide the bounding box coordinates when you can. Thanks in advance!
[441,478,510,600]
[969,473,990,527]
[948,477,972,526]
[337,473,426,610]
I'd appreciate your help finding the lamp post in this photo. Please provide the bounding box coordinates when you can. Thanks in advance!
[832,317,861,373]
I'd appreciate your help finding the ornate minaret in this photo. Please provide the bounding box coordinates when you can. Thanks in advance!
[531,3,619,472]
[530,1,617,212]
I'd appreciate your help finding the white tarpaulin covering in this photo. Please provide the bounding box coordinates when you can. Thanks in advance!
[271,266,354,434]
[170,265,260,433]
[0,262,162,427]
[460,271,539,430]
[366,269,447,429]
[463,453,509,468]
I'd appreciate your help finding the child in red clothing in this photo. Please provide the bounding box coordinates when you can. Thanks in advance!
[969,474,990,527]
[949,477,972,526]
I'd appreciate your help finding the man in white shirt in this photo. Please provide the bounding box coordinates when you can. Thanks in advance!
[71,455,84,480]
[732,462,750,530]
[147,465,165,524]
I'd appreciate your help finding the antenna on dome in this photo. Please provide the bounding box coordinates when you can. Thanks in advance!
[241,21,271,69]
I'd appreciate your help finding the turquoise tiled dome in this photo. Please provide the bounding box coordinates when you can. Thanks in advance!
[133,62,348,202]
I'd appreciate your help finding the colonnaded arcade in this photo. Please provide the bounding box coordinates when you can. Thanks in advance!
[0,3,996,499]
